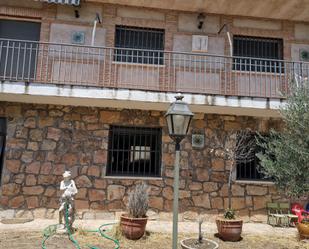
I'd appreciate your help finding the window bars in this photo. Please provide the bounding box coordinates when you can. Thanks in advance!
[114,25,165,65]
[233,35,284,73]
[236,132,269,181]
[107,126,162,177]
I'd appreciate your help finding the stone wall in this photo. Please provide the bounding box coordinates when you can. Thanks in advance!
[0,102,290,220]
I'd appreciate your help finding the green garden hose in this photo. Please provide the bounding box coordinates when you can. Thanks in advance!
[41,202,120,249]
[84,223,120,249]
[64,202,81,249]
[42,224,58,249]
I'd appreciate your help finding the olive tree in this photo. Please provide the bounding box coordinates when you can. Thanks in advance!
[256,79,309,198]
[211,129,256,209]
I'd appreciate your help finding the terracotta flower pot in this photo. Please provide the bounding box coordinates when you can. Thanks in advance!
[120,214,148,240]
[216,217,243,242]
[297,222,309,239]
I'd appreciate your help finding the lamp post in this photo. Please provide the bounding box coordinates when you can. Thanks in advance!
[165,95,194,249]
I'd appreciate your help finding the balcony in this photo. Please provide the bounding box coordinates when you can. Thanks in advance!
[0,39,308,99]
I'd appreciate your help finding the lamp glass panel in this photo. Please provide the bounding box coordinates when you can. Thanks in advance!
[166,115,173,135]
[183,115,191,134]
[172,114,186,135]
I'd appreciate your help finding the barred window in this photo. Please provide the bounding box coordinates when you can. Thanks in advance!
[107,126,162,177]
[114,25,165,65]
[233,35,284,73]
[236,133,270,181]
[0,118,6,185]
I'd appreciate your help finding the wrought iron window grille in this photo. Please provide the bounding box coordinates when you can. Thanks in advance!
[233,35,284,73]
[107,126,162,177]
[236,132,271,181]
[114,25,165,65]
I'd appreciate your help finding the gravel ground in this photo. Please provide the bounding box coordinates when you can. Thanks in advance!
[0,229,308,249]
[0,219,308,249]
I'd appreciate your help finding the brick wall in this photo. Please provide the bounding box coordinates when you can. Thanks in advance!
[0,102,292,220]
[1,2,308,59]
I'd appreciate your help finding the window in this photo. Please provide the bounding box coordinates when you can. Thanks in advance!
[114,25,165,65]
[236,132,270,181]
[0,118,6,185]
[233,35,284,73]
[0,20,41,80]
[107,126,162,177]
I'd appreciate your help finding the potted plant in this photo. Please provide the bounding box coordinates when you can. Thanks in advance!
[213,130,254,241]
[297,218,309,240]
[120,183,149,240]
[216,208,243,242]
[181,217,219,249]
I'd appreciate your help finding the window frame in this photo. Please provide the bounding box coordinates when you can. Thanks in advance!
[106,125,162,178]
[233,35,284,73]
[114,25,165,65]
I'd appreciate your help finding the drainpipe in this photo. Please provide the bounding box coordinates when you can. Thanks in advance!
[218,23,233,57]
[91,13,101,46]
[226,31,233,57]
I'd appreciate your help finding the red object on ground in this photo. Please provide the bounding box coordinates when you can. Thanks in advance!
[291,203,309,223]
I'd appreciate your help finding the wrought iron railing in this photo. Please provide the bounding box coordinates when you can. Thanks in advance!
[0,38,308,98]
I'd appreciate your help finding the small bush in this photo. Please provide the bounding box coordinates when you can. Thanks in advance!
[127,183,149,218]
[224,209,236,220]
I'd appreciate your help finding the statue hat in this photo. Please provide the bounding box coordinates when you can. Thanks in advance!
[63,171,71,178]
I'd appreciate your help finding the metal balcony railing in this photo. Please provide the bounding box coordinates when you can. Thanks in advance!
[0,39,308,98]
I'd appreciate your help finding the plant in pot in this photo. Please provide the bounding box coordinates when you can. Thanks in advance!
[216,208,243,242]
[297,217,309,240]
[120,183,149,240]
[181,217,219,249]
[213,129,255,242]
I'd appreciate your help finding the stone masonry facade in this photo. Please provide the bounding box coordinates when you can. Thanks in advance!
[0,102,290,221]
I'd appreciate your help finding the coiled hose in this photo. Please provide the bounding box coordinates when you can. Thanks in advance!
[41,202,119,249]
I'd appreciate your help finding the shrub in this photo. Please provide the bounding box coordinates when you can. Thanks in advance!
[127,183,149,218]
[257,80,309,198]
[223,209,236,220]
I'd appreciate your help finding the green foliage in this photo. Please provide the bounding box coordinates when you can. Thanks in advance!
[256,81,309,197]
[224,209,236,220]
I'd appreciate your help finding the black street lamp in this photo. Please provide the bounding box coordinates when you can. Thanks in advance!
[165,95,194,249]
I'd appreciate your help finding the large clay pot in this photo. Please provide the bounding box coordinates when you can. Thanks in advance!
[120,214,148,240]
[297,222,309,239]
[216,217,243,242]
[181,238,219,249]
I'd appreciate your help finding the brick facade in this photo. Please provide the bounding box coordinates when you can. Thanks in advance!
[0,102,290,220]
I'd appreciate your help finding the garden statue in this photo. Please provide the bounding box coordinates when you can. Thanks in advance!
[58,170,78,232]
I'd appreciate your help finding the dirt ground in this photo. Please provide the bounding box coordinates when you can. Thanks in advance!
[0,228,308,249]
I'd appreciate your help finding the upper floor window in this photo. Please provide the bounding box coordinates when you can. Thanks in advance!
[107,126,162,178]
[0,118,6,185]
[233,35,284,73]
[236,132,270,181]
[114,25,165,65]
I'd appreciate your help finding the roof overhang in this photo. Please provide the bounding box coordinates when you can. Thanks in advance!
[87,0,309,22]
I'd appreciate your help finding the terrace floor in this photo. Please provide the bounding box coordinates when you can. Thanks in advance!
[0,219,308,249]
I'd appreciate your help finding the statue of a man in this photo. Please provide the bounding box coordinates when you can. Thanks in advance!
[59,171,78,231]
